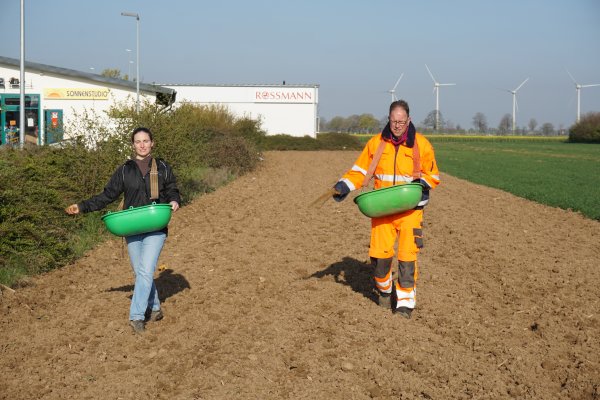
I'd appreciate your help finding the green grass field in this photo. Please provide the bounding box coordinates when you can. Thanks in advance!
[351,135,600,220]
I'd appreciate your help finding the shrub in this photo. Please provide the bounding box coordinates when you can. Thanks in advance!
[207,135,259,173]
[0,145,111,285]
[569,112,600,143]
[259,134,321,151]
[0,102,264,287]
[316,132,363,150]
[258,132,363,151]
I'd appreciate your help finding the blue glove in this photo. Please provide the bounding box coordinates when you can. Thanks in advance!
[333,181,350,202]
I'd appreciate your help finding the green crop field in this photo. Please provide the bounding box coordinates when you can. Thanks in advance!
[350,135,600,220]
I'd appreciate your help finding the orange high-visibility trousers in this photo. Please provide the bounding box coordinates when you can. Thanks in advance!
[370,209,423,309]
[369,208,423,261]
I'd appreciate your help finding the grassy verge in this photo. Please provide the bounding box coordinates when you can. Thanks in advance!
[433,140,600,220]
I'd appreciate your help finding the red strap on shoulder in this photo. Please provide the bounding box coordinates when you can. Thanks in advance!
[362,138,387,189]
[412,140,421,180]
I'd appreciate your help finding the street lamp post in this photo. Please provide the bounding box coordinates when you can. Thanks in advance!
[121,12,140,112]
[19,0,25,148]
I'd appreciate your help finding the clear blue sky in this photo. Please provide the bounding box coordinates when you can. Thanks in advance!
[1,0,599,130]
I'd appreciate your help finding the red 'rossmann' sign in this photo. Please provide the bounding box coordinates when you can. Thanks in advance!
[255,91,313,102]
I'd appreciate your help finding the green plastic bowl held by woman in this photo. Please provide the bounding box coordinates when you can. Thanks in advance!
[101,203,173,237]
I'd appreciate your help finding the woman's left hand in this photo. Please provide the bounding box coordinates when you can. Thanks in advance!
[170,201,180,212]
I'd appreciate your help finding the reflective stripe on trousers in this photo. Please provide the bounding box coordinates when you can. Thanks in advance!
[373,258,418,309]
[372,257,393,294]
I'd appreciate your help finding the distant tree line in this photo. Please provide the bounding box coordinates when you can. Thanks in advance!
[468,112,561,136]
[321,109,569,136]
[319,114,383,134]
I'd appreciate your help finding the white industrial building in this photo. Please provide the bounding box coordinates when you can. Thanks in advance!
[0,55,320,145]
[0,56,175,145]
[164,84,319,138]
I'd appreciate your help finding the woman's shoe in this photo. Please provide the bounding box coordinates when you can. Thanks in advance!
[129,320,145,333]
[148,310,164,322]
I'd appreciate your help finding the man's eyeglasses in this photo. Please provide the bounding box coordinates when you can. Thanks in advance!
[390,119,409,127]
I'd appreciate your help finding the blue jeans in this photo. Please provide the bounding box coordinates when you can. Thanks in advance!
[126,231,166,321]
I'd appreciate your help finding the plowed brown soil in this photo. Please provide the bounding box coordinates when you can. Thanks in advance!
[1,151,599,400]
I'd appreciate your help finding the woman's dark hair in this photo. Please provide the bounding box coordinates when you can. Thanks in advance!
[389,100,410,116]
[131,127,153,143]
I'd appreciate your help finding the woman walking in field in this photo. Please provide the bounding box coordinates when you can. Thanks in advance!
[65,127,181,334]
[332,100,440,318]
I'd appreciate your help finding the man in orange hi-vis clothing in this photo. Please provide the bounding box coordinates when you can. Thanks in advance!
[333,100,440,318]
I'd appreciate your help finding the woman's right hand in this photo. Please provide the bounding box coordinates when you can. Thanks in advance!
[65,204,80,215]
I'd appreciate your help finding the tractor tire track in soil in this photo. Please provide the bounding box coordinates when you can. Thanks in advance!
[1,151,599,399]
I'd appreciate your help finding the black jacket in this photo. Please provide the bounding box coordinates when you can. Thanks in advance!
[79,157,181,213]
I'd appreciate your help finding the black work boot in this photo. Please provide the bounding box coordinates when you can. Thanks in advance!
[394,306,413,319]
[378,292,392,309]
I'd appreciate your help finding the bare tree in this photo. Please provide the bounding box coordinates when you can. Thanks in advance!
[327,116,345,133]
[422,110,443,131]
[344,114,361,132]
[528,118,537,133]
[498,114,512,134]
[101,68,122,79]
[318,117,327,132]
[541,122,555,136]
[472,112,488,133]
[358,114,380,133]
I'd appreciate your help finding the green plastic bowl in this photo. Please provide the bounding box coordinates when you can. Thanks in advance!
[101,203,172,237]
[353,183,422,218]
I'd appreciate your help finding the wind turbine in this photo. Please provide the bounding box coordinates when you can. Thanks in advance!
[504,78,528,133]
[425,64,455,131]
[566,69,600,123]
[388,73,404,102]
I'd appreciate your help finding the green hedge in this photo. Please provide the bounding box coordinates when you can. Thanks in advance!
[259,132,363,151]
[0,102,264,287]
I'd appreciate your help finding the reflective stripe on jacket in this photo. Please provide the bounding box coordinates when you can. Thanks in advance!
[340,133,440,206]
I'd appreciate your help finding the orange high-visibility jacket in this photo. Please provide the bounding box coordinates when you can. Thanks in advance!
[340,132,440,207]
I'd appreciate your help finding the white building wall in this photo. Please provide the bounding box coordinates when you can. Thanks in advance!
[165,85,319,138]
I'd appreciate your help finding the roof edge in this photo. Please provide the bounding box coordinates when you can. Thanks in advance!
[0,55,175,96]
